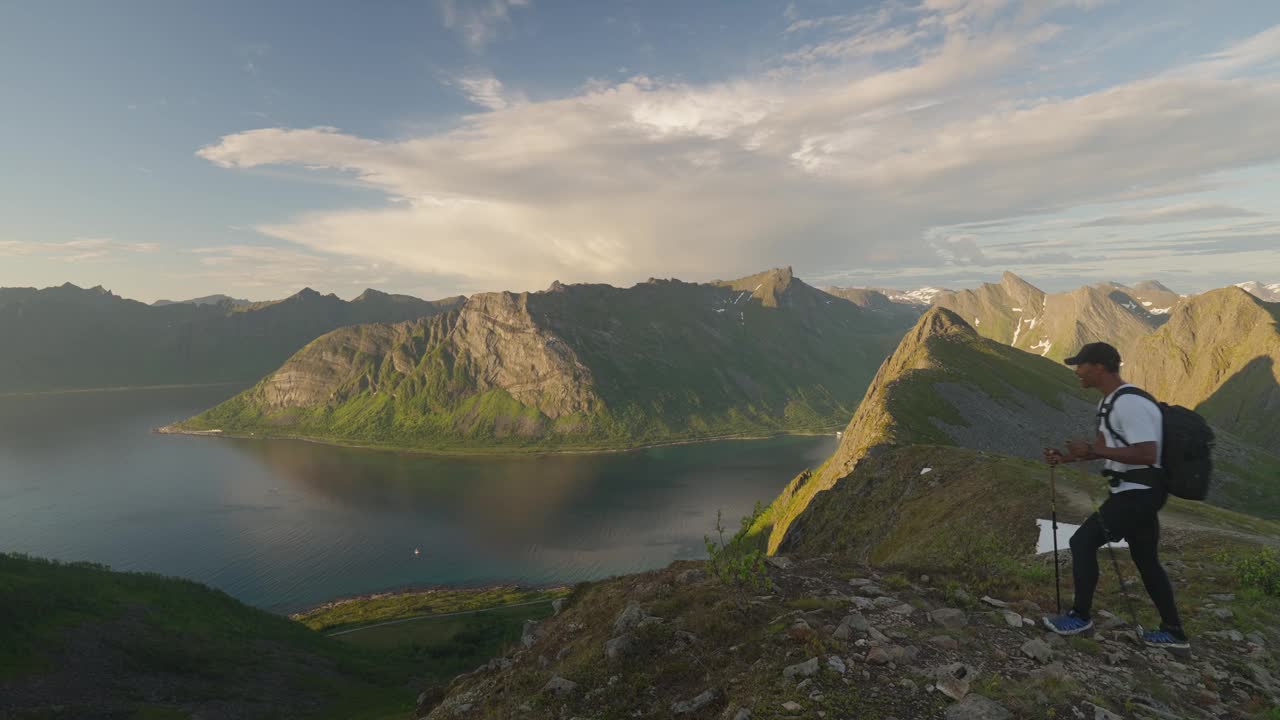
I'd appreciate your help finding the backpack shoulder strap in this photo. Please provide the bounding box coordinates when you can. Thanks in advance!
[1098,386,1161,469]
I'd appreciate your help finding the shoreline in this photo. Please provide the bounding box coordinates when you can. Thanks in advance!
[0,381,250,398]
[155,424,842,458]
[287,581,572,619]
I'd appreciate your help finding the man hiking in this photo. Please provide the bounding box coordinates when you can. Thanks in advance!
[1041,341,1189,649]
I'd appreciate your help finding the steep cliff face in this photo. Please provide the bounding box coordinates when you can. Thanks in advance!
[246,293,601,420]
[178,269,916,451]
[441,292,599,419]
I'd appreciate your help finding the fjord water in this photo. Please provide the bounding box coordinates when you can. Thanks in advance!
[0,385,834,612]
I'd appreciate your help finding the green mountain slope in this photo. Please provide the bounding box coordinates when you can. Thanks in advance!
[0,553,420,720]
[174,268,914,452]
[1127,286,1280,451]
[753,307,1095,553]
[931,272,1162,361]
[0,283,463,393]
[755,305,1280,555]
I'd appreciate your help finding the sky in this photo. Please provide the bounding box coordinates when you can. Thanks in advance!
[2,0,1280,303]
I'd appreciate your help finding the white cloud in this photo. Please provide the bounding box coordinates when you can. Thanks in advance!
[196,11,1280,294]
[0,237,159,263]
[1076,203,1260,227]
[451,71,526,110]
[439,0,531,51]
[1178,24,1280,78]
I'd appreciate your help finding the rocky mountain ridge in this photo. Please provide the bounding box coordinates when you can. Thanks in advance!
[929,272,1163,361]
[175,268,916,451]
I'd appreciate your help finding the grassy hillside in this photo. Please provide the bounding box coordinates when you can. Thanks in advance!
[1127,287,1280,451]
[175,269,913,452]
[752,307,1094,554]
[0,553,422,720]
[0,284,463,393]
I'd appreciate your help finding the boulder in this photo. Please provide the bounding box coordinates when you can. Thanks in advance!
[521,619,540,648]
[672,689,719,714]
[850,596,876,611]
[934,662,976,701]
[929,635,960,651]
[605,633,636,660]
[1020,638,1053,664]
[784,657,820,679]
[614,604,647,634]
[542,676,578,696]
[930,608,968,630]
[944,695,1012,720]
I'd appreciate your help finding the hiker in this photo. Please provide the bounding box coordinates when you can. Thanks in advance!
[1040,342,1189,649]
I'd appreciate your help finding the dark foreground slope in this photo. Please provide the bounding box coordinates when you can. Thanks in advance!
[0,284,463,393]
[174,268,913,452]
[0,553,425,720]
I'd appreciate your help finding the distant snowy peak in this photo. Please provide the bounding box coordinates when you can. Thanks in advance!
[867,286,950,305]
[1235,281,1280,302]
[904,287,948,304]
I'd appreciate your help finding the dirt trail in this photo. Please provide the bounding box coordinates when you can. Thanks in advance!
[1053,481,1280,548]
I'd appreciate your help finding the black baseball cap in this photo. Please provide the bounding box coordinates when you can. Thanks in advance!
[1064,341,1121,367]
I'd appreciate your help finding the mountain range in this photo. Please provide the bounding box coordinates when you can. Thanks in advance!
[0,283,463,393]
[755,304,1280,559]
[928,272,1168,362]
[151,293,252,307]
[1236,280,1280,302]
[172,268,916,451]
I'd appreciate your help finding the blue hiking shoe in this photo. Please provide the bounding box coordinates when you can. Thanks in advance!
[1042,610,1094,635]
[1142,628,1190,650]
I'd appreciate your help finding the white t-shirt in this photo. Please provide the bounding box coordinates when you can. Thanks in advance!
[1097,384,1163,494]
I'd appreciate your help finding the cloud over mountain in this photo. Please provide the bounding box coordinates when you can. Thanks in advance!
[198,2,1280,294]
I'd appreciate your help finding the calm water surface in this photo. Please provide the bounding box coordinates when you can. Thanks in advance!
[0,385,835,611]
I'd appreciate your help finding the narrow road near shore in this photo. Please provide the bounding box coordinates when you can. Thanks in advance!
[324,598,554,637]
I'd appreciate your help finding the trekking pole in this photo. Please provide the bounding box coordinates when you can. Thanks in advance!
[1050,463,1062,615]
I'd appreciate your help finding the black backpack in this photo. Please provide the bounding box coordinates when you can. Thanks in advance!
[1099,386,1215,501]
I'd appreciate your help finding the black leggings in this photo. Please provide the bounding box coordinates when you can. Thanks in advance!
[1069,487,1183,632]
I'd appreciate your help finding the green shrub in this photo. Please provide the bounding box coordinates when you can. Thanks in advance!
[1231,547,1280,597]
[706,503,769,592]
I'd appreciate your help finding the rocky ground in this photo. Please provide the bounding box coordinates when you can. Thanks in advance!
[416,553,1280,720]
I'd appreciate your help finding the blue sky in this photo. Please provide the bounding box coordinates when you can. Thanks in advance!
[2,0,1280,302]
